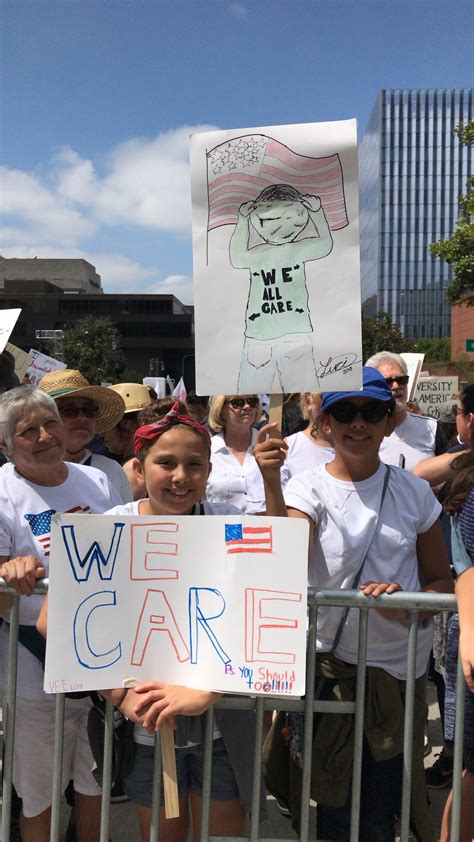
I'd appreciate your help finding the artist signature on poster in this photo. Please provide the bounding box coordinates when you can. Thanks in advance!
[316,352,361,379]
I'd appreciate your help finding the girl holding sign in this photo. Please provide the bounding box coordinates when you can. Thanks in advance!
[102,399,262,842]
[255,367,452,842]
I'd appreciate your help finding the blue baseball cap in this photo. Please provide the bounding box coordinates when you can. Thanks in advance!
[320,366,394,413]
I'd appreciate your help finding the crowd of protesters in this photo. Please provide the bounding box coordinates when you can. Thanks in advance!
[0,349,472,842]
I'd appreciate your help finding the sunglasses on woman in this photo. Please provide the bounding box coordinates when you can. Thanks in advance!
[384,375,409,387]
[326,401,391,424]
[226,397,259,409]
[58,403,100,419]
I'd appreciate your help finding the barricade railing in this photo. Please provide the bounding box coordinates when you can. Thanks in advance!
[0,583,464,842]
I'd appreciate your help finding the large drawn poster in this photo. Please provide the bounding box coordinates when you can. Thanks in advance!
[191,120,362,394]
[44,514,308,697]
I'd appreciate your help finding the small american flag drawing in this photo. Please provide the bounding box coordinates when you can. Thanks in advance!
[207,134,348,233]
[225,523,273,554]
[24,505,90,556]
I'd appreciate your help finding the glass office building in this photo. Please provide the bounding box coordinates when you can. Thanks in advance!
[360,88,473,339]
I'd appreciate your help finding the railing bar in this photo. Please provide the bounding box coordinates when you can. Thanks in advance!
[249,696,264,842]
[50,693,65,841]
[2,595,19,842]
[399,611,418,841]
[200,705,214,842]
[349,609,369,842]
[98,701,114,842]
[299,602,317,839]
[450,650,466,842]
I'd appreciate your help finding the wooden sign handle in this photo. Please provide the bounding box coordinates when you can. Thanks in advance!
[161,722,180,818]
[268,394,283,434]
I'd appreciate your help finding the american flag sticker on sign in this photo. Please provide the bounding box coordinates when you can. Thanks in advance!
[225,523,273,554]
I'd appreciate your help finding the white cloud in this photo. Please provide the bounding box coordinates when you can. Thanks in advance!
[229,3,248,17]
[1,124,217,297]
[145,274,194,304]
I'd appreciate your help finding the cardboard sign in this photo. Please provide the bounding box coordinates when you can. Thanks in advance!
[415,376,459,418]
[0,309,21,354]
[400,353,425,402]
[190,120,362,394]
[5,342,32,382]
[26,349,67,386]
[44,514,308,697]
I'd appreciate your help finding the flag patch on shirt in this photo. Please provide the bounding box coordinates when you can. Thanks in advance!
[24,505,90,555]
[225,523,273,554]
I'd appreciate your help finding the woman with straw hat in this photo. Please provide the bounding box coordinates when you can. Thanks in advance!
[39,369,132,503]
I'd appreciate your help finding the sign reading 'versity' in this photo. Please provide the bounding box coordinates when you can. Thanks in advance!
[415,376,459,418]
[44,514,308,697]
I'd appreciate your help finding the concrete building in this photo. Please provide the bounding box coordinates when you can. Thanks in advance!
[359,88,473,340]
[1,276,195,386]
[0,257,102,294]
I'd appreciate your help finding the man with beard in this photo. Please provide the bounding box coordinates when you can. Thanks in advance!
[366,351,448,471]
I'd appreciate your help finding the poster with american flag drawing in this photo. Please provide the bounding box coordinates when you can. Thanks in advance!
[190,120,362,395]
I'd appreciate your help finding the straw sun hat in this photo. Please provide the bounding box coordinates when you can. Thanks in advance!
[39,369,126,434]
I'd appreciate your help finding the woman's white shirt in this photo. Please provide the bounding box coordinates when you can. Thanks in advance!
[284,462,441,679]
[0,462,122,698]
[280,430,334,487]
[206,429,265,513]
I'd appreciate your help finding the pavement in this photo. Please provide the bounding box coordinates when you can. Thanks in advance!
[1,681,450,841]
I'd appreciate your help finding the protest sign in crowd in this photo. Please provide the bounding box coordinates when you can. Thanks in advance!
[0,113,472,842]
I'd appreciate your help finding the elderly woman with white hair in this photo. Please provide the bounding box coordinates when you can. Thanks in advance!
[206,394,265,512]
[0,386,121,842]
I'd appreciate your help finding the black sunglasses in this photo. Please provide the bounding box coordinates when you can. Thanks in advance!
[326,401,391,424]
[384,375,409,387]
[226,397,259,409]
[58,403,100,419]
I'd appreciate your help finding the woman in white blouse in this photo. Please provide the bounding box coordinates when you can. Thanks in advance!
[206,395,265,513]
[281,391,334,485]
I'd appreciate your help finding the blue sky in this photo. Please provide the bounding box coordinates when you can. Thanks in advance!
[2,0,472,302]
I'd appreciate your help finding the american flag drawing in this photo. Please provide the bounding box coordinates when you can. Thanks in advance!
[207,134,348,233]
[24,505,90,556]
[225,523,273,554]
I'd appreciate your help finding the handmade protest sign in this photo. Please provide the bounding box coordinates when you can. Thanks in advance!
[44,514,308,697]
[26,349,66,386]
[190,120,362,395]
[0,309,21,354]
[415,376,459,418]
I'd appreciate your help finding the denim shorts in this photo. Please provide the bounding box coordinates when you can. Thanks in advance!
[123,737,240,808]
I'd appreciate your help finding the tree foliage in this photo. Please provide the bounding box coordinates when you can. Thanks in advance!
[63,316,126,384]
[430,120,474,306]
[413,337,451,362]
[361,311,413,360]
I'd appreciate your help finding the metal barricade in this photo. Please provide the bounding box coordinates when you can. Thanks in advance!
[0,583,466,842]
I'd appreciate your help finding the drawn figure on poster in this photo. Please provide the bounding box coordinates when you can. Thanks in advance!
[206,135,348,392]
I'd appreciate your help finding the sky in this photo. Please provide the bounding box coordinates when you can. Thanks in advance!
[1,0,473,304]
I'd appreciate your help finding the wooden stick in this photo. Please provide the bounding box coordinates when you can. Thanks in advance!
[160,722,180,818]
[123,677,179,818]
[268,393,283,433]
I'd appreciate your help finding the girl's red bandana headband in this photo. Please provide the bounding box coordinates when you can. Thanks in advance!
[133,401,211,456]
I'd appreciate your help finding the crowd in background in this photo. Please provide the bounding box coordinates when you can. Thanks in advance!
[0,348,472,842]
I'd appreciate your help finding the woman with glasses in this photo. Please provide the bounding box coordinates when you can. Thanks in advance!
[255,367,452,841]
[0,386,122,842]
[206,394,265,512]
[38,369,132,503]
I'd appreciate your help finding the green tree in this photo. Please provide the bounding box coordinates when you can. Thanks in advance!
[413,337,451,362]
[430,120,474,305]
[361,311,413,360]
[63,316,126,384]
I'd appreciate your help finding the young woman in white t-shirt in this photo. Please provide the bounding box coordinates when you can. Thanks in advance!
[255,367,453,842]
[101,400,260,842]
[281,391,334,486]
